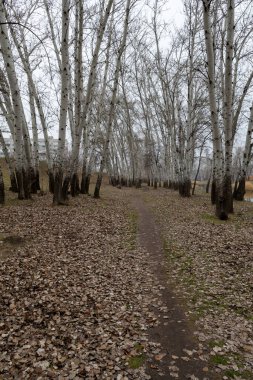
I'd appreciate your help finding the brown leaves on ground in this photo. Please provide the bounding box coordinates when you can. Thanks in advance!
[0,193,155,379]
[143,188,253,379]
[1,186,253,379]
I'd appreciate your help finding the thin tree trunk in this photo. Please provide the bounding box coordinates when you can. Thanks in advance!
[12,27,54,192]
[68,0,114,197]
[29,86,40,193]
[0,165,5,204]
[94,0,131,198]
[202,0,226,219]
[53,0,70,205]
[0,3,25,199]
[0,130,18,192]
[192,145,204,195]
[223,0,235,214]
[69,0,83,196]
[234,103,253,201]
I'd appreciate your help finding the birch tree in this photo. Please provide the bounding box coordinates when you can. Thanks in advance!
[94,0,132,198]
[62,0,114,199]
[0,163,4,204]
[202,0,233,219]
[53,0,70,205]
[0,2,26,199]
[0,128,17,192]
[233,103,253,200]
[223,0,235,213]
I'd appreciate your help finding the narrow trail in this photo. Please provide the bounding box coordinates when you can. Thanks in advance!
[131,193,215,380]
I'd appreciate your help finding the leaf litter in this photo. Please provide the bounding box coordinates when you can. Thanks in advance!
[1,185,252,380]
[142,188,253,380]
[0,192,161,379]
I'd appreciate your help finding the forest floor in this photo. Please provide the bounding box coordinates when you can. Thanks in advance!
[131,186,253,380]
[0,183,252,379]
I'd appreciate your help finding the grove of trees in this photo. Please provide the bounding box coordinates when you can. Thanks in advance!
[0,0,253,220]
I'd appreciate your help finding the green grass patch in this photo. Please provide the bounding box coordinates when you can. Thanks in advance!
[194,295,227,317]
[201,212,235,225]
[128,355,145,369]
[128,344,145,369]
[208,340,225,349]
[128,210,138,233]
[224,369,253,379]
[211,354,230,365]
[229,305,250,319]
[180,257,193,274]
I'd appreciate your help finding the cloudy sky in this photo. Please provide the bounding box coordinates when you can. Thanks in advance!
[165,0,184,27]
[142,0,185,27]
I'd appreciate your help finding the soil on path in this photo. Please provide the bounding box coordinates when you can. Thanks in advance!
[131,193,216,380]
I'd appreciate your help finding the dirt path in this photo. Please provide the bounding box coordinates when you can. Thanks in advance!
[131,193,216,380]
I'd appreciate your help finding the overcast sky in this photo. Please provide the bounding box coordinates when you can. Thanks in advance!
[165,0,185,27]
[144,0,185,28]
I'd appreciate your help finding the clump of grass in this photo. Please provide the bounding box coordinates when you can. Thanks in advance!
[128,355,145,369]
[201,212,234,225]
[128,344,145,369]
[128,211,138,233]
[211,354,230,365]
[208,340,225,349]
[224,369,253,379]
[180,257,193,273]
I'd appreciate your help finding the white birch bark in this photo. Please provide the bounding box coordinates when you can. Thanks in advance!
[0,162,4,204]
[3,13,34,190]
[94,0,131,197]
[184,1,200,194]
[232,70,253,140]
[0,128,17,189]
[0,98,15,139]
[223,0,235,211]
[0,69,14,137]
[241,104,253,178]
[234,103,253,200]
[43,0,62,70]
[202,0,224,208]
[70,0,115,182]
[28,86,40,192]
[81,3,115,193]
[11,28,53,175]
[53,0,70,204]
[74,0,83,142]
[0,3,25,199]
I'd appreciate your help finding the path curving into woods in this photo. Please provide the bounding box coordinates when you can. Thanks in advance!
[131,194,217,380]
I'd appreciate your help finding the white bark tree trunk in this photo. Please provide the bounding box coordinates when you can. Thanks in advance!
[94,0,132,198]
[28,86,40,192]
[0,163,4,204]
[234,103,253,201]
[223,0,235,212]
[0,129,17,192]
[12,26,54,191]
[202,0,226,219]
[65,0,114,196]
[0,3,26,199]
[53,0,70,204]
